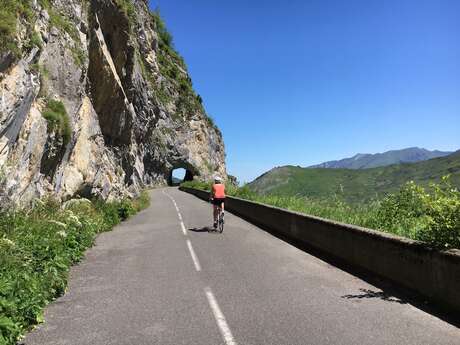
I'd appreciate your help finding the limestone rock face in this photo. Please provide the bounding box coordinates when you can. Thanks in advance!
[0,0,226,206]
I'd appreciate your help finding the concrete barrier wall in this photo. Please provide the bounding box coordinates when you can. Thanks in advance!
[180,187,460,313]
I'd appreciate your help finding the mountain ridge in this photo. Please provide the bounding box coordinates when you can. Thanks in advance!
[309,147,452,169]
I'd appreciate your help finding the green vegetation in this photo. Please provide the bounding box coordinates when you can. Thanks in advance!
[44,3,78,41]
[30,63,48,78]
[0,0,20,55]
[33,63,50,98]
[181,177,460,250]
[147,9,221,128]
[23,31,42,52]
[38,0,86,67]
[0,191,150,345]
[249,151,460,204]
[136,8,221,133]
[0,0,35,59]
[0,0,85,67]
[42,99,71,145]
[151,9,173,48]
[114,0,136,23]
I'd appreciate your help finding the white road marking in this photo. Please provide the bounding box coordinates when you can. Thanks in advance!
[186,240,201,271]
[180,221,187,236]
[163,190,186,231]
[205,287,238,345]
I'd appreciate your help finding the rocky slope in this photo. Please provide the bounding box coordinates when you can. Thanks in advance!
[0,0,226,206]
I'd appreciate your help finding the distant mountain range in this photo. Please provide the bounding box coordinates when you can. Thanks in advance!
[249,150,460,203]
[309,147,452,169]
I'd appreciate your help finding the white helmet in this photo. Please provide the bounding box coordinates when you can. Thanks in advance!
[214,175,222,183]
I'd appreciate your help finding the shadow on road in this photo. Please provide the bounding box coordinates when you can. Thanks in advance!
[342,289,406,304]
[244,222,460,328]
[188,227,215,233]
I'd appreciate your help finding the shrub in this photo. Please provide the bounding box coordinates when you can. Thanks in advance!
[42,99,71,145]
[23,31,42,51]
[417,190,460,249]
[0,192,150,344]
[151,9,173,47]
[373,181,430,239]
[181,180,213,191]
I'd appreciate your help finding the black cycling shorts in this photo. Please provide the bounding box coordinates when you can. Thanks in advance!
[212,198,225,206]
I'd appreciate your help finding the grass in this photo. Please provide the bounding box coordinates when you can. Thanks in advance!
[113,0,136,23]
[151,9,173,48]
[0,0,85,67]
[182,178,460,250]
[38,0,86,67]
[0,0,35,60]
[0,191,150,345]
[23,31,42,52]
[30,63,48,78]
[34,64,50,98]
[42,99,71,145]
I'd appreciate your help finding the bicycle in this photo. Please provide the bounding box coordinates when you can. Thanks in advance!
[211,198,225,233]
[216,205,224,233]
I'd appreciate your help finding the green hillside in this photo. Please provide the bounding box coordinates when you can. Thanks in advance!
[249,151,460,203]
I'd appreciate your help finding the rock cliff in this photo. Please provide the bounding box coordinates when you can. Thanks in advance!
[0,0,226,205]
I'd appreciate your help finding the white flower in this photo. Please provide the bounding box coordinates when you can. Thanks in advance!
[57,230,67,238]
[0,238,15,248]
[47,220,67,229]
[67,214,82,227]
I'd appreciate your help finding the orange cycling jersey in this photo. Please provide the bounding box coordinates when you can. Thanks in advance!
[212,183,226,199]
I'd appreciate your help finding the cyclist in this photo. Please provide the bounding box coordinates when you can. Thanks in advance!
[210,176,225,229]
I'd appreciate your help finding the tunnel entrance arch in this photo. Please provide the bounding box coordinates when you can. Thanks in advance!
[168,167,195,186]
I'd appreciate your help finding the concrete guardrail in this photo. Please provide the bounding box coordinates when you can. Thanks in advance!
[180,186,460,314]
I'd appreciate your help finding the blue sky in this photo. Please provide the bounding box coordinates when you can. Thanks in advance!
[150,0,460,183]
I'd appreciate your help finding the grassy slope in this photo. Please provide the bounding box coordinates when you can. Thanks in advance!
[249,151,460,203]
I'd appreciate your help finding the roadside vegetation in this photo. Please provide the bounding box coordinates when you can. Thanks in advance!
[0,192,150,345]
[181,177,460,250]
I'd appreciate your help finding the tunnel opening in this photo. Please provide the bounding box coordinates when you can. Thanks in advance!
[169,167,194,186]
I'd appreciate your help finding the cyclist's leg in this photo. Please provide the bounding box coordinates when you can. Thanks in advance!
[213,203,218,226]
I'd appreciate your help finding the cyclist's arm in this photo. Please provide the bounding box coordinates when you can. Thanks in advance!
[209,185,215,201]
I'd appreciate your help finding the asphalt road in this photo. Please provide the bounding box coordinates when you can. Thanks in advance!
[23,187,460,345]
